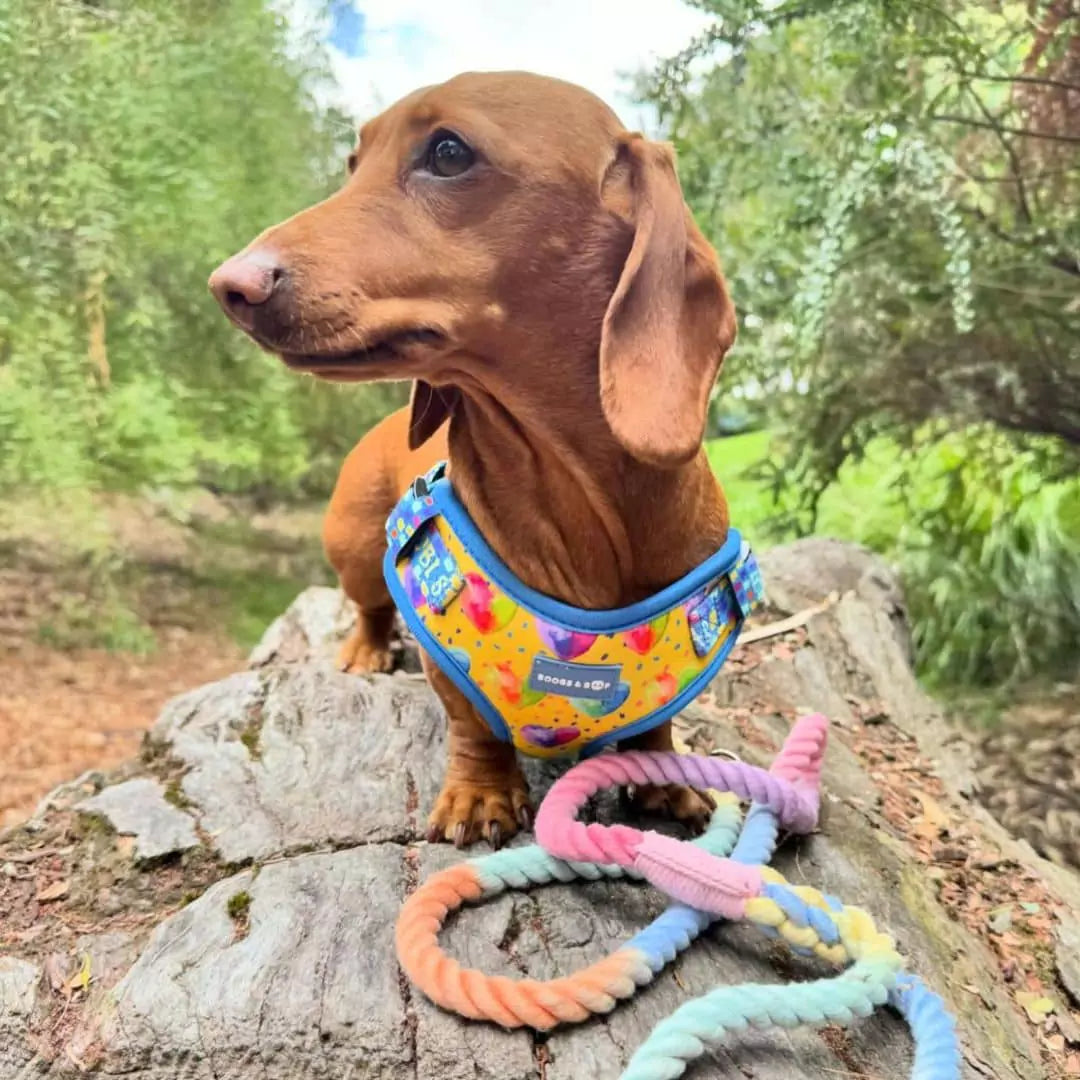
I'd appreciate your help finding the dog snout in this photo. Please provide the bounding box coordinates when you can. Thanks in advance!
[208,249,287,332]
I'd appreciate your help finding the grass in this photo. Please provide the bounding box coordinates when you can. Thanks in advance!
[705,430,779,535]
[706,430,905,547]
[37,593,158,655]
[187,565,315,650]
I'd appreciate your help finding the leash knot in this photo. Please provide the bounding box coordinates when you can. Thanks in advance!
[632,833,760,918]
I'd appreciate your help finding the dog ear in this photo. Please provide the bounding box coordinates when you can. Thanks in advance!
[407,380,457,450]
[599,136,736,467]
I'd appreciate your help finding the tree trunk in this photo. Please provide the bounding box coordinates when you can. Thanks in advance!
[1,540,1075,1079]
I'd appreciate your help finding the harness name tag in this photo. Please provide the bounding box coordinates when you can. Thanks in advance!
[528,655,622,701]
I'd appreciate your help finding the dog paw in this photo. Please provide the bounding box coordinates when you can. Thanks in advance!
[336,630,394,675]
[630,783,714,834]
[426,777,534,849]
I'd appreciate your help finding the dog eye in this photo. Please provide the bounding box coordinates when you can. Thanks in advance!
[425,132,475,178]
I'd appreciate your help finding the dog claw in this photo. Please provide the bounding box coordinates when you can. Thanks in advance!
[427,775,532,849]
[516,805,534,832]
[426,824,443,843]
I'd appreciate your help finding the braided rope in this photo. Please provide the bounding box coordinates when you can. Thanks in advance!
[891,976,964,1080]
[395,794,745,1028]
[534,715,827,916]
[534,712,826,871]
[624,882,901,1078]
[395,715,961,1078]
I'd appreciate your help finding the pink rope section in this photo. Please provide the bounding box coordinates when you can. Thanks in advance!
[769,712,829,786]
[535,714,829,913]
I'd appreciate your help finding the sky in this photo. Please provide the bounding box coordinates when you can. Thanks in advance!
[286,0,714,132]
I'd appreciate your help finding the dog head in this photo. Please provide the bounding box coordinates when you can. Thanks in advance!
[209,71,735,466]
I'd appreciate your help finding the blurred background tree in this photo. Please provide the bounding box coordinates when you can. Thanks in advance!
[642,0,1080,685]
[0,0,404,501]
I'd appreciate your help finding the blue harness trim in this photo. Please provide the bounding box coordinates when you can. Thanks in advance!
[383,463,764,757]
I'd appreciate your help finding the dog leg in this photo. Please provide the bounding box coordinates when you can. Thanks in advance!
[621,721,713,833]
[330,548,396,674]
[323,431,401,675]
[424,656,532,849]
[336,605,396,675]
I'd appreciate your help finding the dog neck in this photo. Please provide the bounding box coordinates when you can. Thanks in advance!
[445,385,729,610]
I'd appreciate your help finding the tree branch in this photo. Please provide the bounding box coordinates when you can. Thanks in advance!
[930,113,1080,143]
[955,71,1080,94]
[960,85,1034,222]
[956,206,1080,279]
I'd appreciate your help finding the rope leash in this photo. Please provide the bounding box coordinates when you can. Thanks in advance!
[396,714,962,1078]
[395,793,745,1028]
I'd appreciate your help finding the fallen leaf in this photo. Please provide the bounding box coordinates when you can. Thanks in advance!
[1016,991,1056,1024]
[988,906,1013,935]
[63,953,92,996]
[42,953,73,992]
[914,793,949,841]
[36,879,69,902]
[116,835,136,859]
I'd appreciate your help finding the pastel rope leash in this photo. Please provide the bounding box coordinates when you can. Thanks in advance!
[395,791,746,1028]
[534,714,827,917]
[396,715,962,1078]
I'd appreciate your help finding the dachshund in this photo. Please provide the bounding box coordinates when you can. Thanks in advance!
[209,71,737,848]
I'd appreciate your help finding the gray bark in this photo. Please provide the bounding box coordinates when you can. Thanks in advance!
[0,541,1067,1078]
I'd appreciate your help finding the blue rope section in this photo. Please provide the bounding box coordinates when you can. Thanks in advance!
[624,819,961,1079]
[891,976,964,1080]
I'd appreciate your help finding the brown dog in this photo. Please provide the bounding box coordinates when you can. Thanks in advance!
[209,72,736,848]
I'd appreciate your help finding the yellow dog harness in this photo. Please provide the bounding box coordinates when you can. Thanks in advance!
[384,463,764,759]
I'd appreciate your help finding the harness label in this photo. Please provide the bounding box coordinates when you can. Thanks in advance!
[411,530,463,613]
[528,655,623,700]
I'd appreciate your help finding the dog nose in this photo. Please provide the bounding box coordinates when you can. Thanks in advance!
[208,250,285,330]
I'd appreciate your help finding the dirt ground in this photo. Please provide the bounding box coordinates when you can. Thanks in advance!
[0,491,328,829]
[0,634,243,829]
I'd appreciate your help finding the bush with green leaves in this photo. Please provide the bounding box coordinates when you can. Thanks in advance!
[710,424,1079,686]
[644,0,1080,685]
[893,430,1080,686]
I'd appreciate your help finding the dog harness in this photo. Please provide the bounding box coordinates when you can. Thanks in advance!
[383,462,764,759]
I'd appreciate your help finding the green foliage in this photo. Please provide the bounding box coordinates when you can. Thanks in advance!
[894,429,1080,685]
[709,428,1080,685]
[0,0,395,498]
[643,0,1078,477]
[37,592,156,655]
[227,890,253,921]
[646,0,1080,685]
[193,565,306,650]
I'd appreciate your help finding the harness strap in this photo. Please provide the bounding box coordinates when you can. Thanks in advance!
[386,463,465,614]
[386,464,764,646]
[385,462,447,559]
